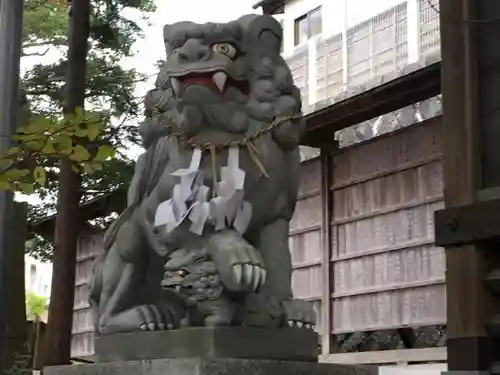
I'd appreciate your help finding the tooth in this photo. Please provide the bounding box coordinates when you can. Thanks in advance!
[212,72,227,91]
[171,78,180,95]
[244,264,252,284]
[233,265,243,284]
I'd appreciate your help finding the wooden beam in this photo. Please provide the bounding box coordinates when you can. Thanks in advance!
[29,188,128,240]
[435,198,500,247]
[302,62,441,147]
[320,348,447,365]
[438,0,500,370]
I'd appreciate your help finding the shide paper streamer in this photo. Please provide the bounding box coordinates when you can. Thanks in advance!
[154,146,252,237]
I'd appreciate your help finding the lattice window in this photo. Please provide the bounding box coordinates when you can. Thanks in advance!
[316,33,343,102]
[347,2,408,87]
[287,47,309,106]
[395,3,408,66]
[419,0,440,57]
[347,19,372,86]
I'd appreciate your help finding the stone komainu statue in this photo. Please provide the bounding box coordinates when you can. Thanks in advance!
[89,14,316,335]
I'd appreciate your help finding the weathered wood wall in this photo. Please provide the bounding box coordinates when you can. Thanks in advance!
[288,116,445,341]
[330,117,445,334]
[70,117,445,358]
[71,231,103,359]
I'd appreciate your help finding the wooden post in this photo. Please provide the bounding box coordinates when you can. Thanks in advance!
[320,143,337,356]
[438,0,500,370]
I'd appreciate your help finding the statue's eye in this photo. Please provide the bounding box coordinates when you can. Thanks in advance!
[177,269,189,277]
[212,43,238,59]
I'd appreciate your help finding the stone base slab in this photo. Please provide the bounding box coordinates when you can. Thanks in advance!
[95,327,319,363]
[45,358,377,375]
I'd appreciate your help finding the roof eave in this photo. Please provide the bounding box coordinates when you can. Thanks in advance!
[252,0,285,14]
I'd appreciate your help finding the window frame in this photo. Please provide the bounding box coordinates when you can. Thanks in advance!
[293,6,322,47]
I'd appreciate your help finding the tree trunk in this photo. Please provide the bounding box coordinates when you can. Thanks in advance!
[5,203,29,373]
[42,0,90,366]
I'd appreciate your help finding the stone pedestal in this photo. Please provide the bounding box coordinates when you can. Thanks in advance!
[45,358,377,375]
[44,328,375,375]
[95,327,318,363]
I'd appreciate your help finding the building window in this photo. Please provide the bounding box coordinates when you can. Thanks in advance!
[294,7,322,46]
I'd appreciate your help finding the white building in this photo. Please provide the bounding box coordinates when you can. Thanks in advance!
[25,255,52,299]
[255,0,440,113]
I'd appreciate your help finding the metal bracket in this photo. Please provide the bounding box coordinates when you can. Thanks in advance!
[434,198,500,247]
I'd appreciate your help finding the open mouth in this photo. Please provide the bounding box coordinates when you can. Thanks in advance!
[171,71,249,96]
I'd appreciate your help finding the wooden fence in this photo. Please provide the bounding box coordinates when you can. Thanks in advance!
[70,117,445,360]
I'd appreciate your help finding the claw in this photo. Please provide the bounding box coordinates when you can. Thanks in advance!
[140,324,147,331]
[297,321,303,329]
[288,320,294,327]
[305,323,312,329]
[148,323,155,331]
[233,265,243,284]
[167,323,174,330]
[252,268,261,291]
[244,264,252,284]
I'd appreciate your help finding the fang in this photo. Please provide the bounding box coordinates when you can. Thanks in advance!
[212,72,227,91]
[171,78,180,95]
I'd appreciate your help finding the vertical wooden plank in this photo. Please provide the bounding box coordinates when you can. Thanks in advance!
[439,0,499,370]
[320,146,336,355]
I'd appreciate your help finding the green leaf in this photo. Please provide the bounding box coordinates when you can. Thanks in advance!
[7,146,21,156]
[0,158,14,171]
[0,181,11,190]
[34,167,46,186]
[83,163,94,174]
[74,107,85,118]
[83,161,103,175]
[94,145,115,162]
[25,140,44,151]
[5,168,30,181]
[54,135,73,155]
[17,182,35,194]
[74,126,88,138]
[86,121,101,141]
[69,144,91,162]
[41,140,56,155]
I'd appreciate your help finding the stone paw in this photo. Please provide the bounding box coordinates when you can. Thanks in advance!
[282,299,316,330]
[98,303,185,335]
[208,229,266,293]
